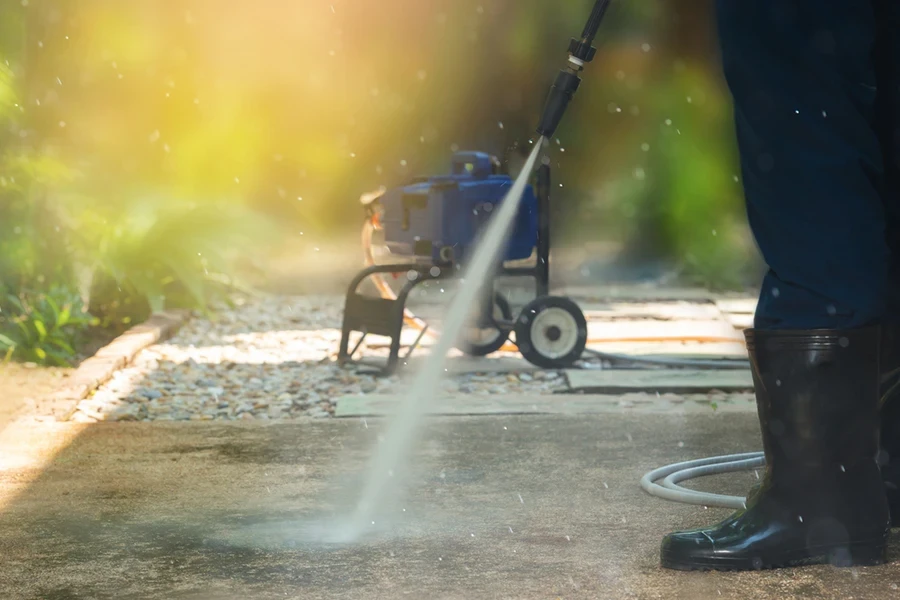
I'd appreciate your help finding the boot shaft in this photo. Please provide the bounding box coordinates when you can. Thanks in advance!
[745,328,881,476]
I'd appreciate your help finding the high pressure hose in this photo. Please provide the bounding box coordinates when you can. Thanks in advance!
[640,452,766,509]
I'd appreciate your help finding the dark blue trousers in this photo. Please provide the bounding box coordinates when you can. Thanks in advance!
[717,0,900,329]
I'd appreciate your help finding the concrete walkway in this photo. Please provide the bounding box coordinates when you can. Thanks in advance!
[2,407,898,599]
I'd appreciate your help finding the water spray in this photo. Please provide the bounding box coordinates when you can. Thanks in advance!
[327,1,756,546]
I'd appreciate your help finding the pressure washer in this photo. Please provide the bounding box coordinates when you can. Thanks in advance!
[338,0,760,510]
[338,1,614,376]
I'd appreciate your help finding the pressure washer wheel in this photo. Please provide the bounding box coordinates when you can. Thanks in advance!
[515,296,587,368]
[458,293,513,357]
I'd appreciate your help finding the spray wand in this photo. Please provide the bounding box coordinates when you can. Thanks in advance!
[536,0,612,139]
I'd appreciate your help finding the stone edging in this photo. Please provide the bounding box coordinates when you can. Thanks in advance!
[43,310,191,421]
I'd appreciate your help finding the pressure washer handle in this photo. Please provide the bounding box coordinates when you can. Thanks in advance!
[536,0,612,139]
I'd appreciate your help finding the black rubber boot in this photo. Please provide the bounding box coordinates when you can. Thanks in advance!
[879,324,900,526]
[660,328,891,571]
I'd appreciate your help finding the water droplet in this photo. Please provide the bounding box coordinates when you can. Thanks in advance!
[400,159,408,167]
[771,287,781,298]
[58,120,65,128]
[641,143,650,152]
[641,42,651,52]
[498,122,504,129]
[665,119,672,126]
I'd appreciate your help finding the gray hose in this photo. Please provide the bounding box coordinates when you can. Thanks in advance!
[640,452,766,510]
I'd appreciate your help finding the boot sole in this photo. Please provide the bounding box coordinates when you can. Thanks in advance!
[661,540,887,572]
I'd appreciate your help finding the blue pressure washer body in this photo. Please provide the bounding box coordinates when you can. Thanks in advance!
[380,151,538,266]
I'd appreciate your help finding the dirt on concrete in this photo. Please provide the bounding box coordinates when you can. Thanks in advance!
[0,412,897,600]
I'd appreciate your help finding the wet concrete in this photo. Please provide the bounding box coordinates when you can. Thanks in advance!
[1,413,899,599]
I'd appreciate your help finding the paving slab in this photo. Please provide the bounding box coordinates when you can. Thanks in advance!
[586,320,743,342]
[727,313,755,329]
[581,301,724,321]
[1,415,898,600]
[585,341,749,359]
[566,369,754,394]
[716,298,758,315]
[354,354,540,374]
[559,284,718,302]
[333,393,757,418]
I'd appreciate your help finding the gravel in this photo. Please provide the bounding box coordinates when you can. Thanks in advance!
[70,295,569,423]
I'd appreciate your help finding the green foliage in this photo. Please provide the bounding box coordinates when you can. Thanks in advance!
[75,199,276,329]
[652,67,759,288]
[0,285,94,366]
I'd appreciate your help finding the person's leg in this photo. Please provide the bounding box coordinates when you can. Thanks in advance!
[660,0,891,570]
[872,0,900,523]
[726,1,890,329]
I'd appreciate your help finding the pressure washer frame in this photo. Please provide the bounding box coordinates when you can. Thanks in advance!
[338,162,553,375]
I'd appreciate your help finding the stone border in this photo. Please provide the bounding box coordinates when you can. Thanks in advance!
[42,310,191,421]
